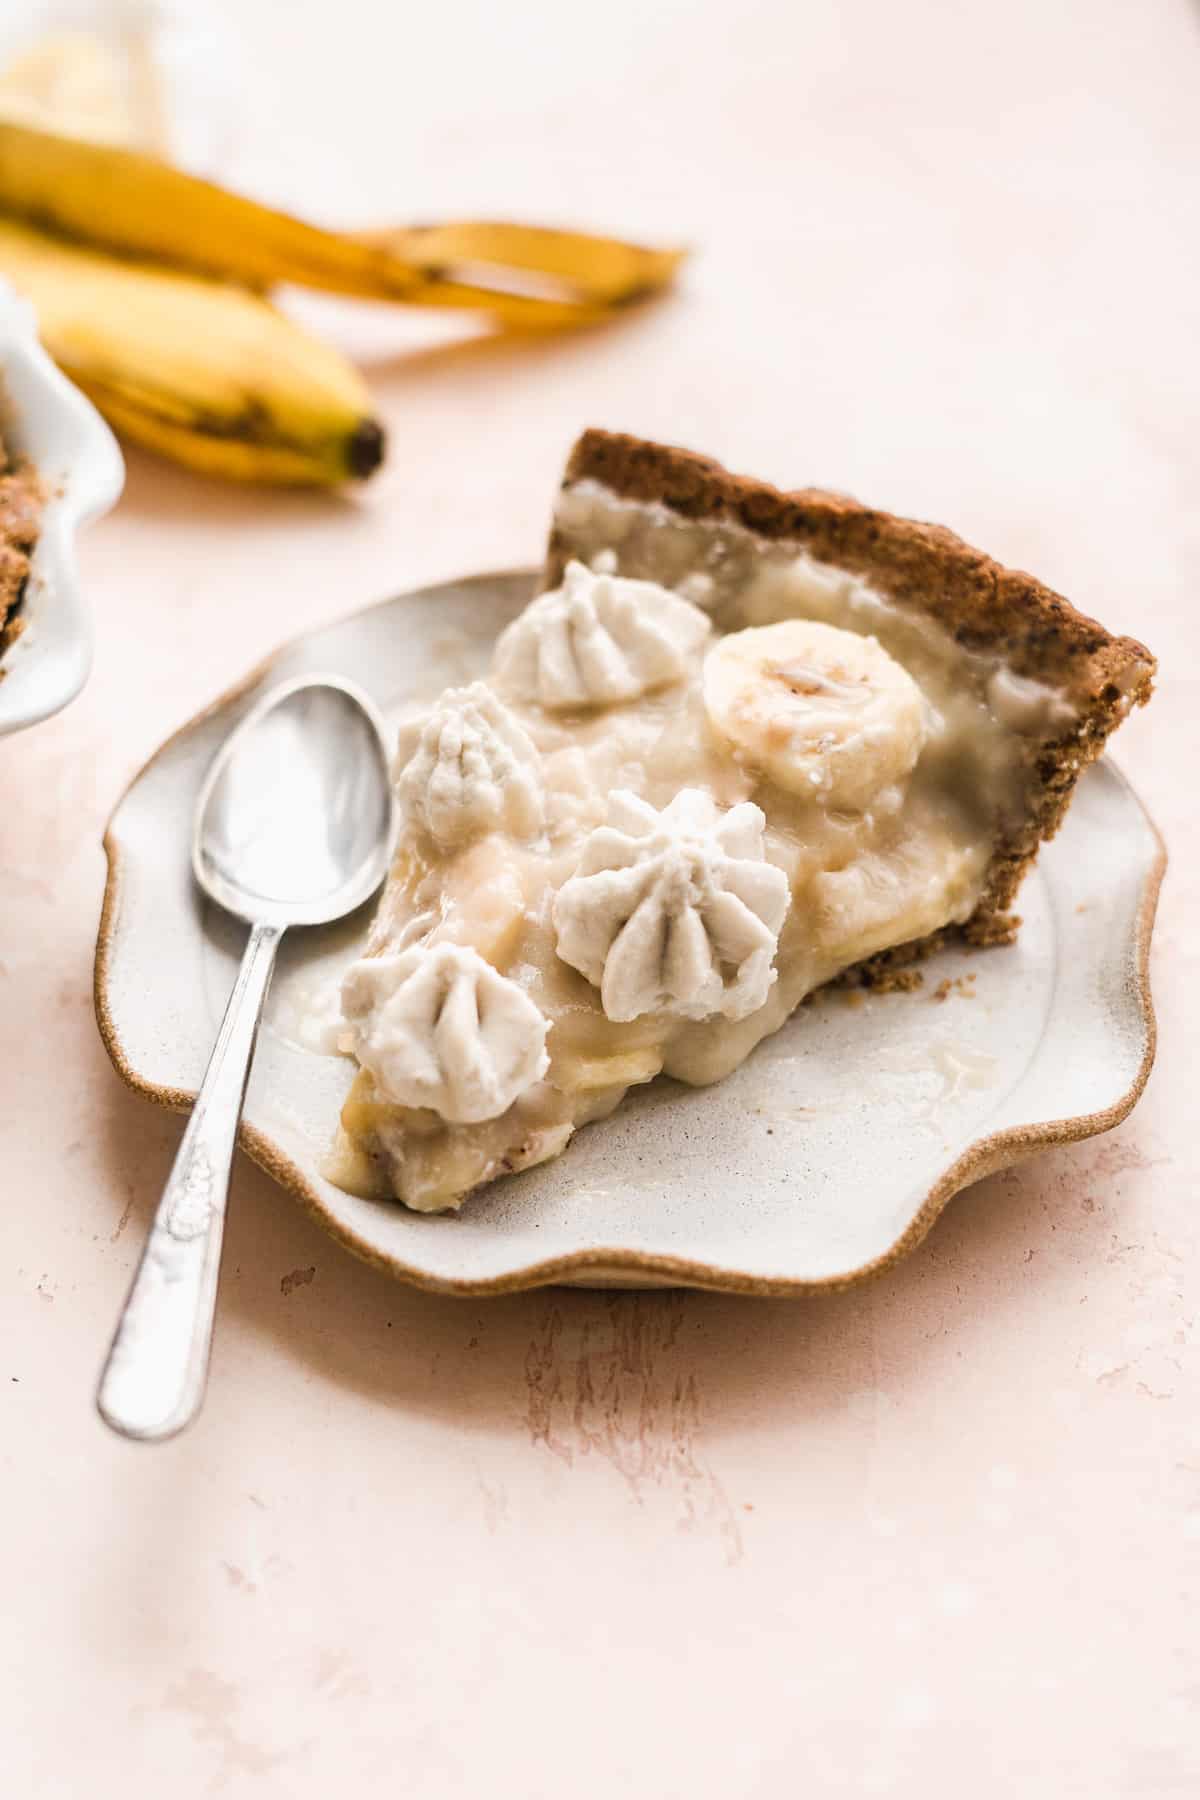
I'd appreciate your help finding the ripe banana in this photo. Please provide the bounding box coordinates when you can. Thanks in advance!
[702,619,929,808]
[0,40,685,484]
[0,218,384,485]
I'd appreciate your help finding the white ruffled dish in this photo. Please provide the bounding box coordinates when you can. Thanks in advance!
[95,569,1164,1295]
[0,282,124,738]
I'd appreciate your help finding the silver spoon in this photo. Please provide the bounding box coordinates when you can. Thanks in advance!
[97,674,395,1442]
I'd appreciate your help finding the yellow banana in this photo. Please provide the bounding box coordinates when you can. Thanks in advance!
[0,218,384,485]
[0,119,685,326]
[72,381,382,486]
[0,42,686,485]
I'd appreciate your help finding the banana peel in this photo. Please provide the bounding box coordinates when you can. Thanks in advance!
[375,221,686,307]
[0,119,686,329]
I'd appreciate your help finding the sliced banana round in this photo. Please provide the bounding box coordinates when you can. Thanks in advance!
[702,620,928,809]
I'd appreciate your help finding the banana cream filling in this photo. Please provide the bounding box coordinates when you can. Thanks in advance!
[329,530,1075,1213]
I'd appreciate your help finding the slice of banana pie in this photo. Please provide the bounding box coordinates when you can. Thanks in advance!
[328,430,1155,1212]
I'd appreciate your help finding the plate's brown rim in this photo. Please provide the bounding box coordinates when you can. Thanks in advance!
[92,579,1168,1299]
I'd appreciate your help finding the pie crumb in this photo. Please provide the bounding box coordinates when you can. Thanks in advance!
[933,974,977,1003]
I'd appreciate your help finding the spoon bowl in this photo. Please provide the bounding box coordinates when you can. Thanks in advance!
[194,675,395,927]
[98,673,395,1442]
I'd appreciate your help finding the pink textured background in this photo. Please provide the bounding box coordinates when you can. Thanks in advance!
[2,1,1196,1793]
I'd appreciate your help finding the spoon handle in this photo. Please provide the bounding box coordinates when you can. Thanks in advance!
[97,921,284,1441]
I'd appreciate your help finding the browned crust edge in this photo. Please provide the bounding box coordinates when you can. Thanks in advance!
[93,578,1167,1299]
[547,429,1157,933]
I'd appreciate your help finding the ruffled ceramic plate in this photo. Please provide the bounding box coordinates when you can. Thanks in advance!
[95,570,1165,1295]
